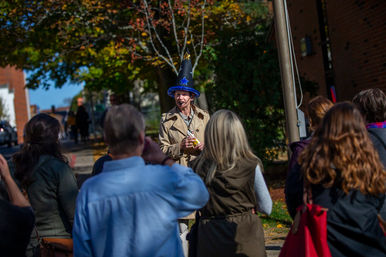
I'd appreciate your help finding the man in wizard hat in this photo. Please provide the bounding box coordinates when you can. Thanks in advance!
[159,52,210,167]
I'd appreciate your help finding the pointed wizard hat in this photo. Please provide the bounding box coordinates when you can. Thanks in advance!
[167,51,200,97]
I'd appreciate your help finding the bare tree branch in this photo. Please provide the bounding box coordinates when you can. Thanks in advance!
[180,0,191,61]
[181,15,188,30]
[192,0,206,75]
[168,0,180,56]
[190,32,198,58]
[142,0,178,74]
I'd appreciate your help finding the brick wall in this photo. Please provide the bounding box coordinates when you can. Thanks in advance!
[286,0,328,99]
[287,0,386,102]
[0,67,30,143]
[326,0,386,100]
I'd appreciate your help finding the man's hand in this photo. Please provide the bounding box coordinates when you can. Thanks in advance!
[0,154,30,207]
[180,137,197,151]
[142,137,174,165]
[194,142,204,152]
[0,154,11,181]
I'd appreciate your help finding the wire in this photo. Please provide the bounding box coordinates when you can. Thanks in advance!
[283,0,303,109]
[283,0,297,107]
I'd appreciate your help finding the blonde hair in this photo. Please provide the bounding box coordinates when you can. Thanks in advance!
[195,110,261,184]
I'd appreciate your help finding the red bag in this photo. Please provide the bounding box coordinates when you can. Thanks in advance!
[279,185,332,257]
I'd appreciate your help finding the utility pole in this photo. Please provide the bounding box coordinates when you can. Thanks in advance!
[272,0,300,144]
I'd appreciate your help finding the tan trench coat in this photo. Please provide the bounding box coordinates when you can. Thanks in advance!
[159,105,210,167]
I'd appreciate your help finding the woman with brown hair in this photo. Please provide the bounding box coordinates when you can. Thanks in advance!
[298,102,386,256]
[190,110,272,257]
[285,96,333,218]
[8,113,78,256]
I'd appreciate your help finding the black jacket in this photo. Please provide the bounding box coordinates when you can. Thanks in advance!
[0,200,35,257]
[285,139,310,219]
[312,185,386,257]
[368,127,386,168]
[368,127,386,220]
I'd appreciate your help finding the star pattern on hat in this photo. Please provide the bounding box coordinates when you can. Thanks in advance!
[180,77,189,86]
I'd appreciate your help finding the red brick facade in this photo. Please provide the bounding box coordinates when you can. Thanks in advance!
[286,0,386,101]
[286,0,328,97]
[0,67,30,143]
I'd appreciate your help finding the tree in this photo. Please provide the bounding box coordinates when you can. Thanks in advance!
[0,0,247,112]
[205,2,286,162]
[1,1,292,159]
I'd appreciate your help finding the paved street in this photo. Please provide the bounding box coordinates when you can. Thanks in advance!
[62,139,96,175]
[265,237,285,257]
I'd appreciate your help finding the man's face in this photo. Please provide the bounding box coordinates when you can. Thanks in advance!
[174,90,193,109]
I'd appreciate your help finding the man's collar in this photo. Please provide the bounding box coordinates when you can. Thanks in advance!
[103,156,145,173]
[179,106,194,119]
[165,105,205,120]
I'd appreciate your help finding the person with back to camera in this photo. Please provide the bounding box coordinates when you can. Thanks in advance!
[67,111,78,144]
[10,113,78,256]
[73,104,209,257]
[190,109,272,257]
[159,51,210,167]
[298,102,386,256]
[0,154,35,257]
[352,88,386,221]
[352,88,386,167]
[76,105,90,143]
[285,96,333,219]
[91,93,123,177]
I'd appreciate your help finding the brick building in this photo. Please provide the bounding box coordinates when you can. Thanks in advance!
[0,67,31,143]
[286,0,386,101]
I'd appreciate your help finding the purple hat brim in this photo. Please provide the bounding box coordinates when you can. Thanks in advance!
[167,86,200,98]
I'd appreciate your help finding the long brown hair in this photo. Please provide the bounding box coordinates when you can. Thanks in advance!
[299,102,385,195]
[13,113,67,187]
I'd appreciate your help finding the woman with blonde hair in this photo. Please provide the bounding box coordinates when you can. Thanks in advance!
[298,102,386,256]
[190,109,272,257]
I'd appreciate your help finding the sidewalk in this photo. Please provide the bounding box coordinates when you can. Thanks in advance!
[62,139,96,175]
[61,139,284,257]
[265,235,285,257]
[62,138,101,188]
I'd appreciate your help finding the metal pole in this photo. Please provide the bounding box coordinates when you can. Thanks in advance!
[273,0,300,144]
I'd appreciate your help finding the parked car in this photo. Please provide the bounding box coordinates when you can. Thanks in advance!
[0,120,18,147]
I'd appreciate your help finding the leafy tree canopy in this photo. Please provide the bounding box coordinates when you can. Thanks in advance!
[0,0,254,93]
[204,3,286,161]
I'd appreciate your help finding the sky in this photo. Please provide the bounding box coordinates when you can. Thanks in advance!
[28,81,84,111]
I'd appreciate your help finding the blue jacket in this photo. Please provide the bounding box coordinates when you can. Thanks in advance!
[73,156,209,257]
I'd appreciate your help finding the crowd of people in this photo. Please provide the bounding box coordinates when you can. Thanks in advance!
[0,53,385,257]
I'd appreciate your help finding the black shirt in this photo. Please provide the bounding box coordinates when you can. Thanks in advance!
[0,200,35,257]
